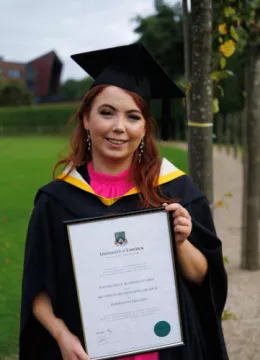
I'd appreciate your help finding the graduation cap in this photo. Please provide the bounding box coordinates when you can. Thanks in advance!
[70,43,185,103]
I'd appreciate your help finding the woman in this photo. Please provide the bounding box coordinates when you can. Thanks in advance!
[19,43,229,360]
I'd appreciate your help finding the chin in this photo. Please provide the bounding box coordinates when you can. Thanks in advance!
[102,150,133,162]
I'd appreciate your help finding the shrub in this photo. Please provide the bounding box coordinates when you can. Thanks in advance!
[0,103,78,135]
[0,80,32,107]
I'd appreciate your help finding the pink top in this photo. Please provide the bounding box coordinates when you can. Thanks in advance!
[87,161,134,198]
[87,161,159,360]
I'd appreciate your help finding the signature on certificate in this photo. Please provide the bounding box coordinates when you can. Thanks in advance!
[97,329,113,344]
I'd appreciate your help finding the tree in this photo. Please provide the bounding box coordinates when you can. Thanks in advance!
[241,3,260,270]
[182,0,191,141]
[134,1,184,79]
[134,0,185,140]
[212,2,246,114]
[212,0,260,270]
[59,77,93,101]
[188,0,213,204]
[242,36,260,270]
[0,80,32,106]
[182,0,191,85]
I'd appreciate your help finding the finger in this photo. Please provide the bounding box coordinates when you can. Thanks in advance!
[174,225,191,235]
[76,346,90,360]
[174,216,191,227]
[164,203,182,211]
[164,203,191,221]
[70,355,79,360]
[173,207,191,220]
[77,353,90,360]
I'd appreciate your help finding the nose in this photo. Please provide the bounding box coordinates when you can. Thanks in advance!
[112,114,126,134]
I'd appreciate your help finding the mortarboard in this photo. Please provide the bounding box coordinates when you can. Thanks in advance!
[71,43,185,103]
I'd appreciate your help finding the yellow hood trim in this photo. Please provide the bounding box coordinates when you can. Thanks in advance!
[57,158,185,206]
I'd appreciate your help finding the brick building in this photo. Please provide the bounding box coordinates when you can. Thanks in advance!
[0,51,63,101]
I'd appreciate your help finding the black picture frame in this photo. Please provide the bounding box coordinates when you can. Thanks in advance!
[64,206,185,360]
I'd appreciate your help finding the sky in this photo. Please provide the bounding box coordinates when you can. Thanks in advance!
[0,0,178,82]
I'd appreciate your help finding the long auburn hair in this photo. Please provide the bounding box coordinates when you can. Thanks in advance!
[53,84,172,208]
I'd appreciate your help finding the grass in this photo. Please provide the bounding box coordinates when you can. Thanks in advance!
[159,145,188,173]
[0,136,187,358]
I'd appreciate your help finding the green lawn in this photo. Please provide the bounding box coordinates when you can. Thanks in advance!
[0,137,187,358]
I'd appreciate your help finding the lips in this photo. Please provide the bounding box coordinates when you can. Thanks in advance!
[106,138,128,145]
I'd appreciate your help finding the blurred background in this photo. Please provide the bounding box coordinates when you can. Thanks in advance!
[0,0,244,140]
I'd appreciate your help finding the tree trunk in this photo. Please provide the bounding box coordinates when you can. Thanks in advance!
[241,18,260,270]
[188,0,213,204]
[182,0,191,142]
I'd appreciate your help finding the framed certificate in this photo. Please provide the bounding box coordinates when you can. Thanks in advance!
[65,207,185,360]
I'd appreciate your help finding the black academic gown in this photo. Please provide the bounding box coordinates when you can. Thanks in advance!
[19,161,229,360]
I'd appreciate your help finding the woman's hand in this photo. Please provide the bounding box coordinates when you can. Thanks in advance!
[56,327,90,360]
[163,203,192,246]
[163,202,208,284]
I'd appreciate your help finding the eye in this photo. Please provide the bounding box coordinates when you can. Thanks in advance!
[100,110,113,117]
[128,114,141,120]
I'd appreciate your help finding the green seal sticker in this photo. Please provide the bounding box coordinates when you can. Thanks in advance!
[154,321,171,337]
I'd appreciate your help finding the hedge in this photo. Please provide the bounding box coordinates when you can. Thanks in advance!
[0,103,79,135]
[0,100,187,139]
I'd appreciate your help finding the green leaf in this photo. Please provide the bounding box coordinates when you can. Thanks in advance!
[212,71,220,81]
[217,85,225,97]
[212,70,234,82]
[230,26,239,41]
[221,57,227,69]
[222,309,237,321]
[223,256,230,264]
[224,6,235,18]
[224,7,231,17]
[225,70,234,76]
[213,98,219,114]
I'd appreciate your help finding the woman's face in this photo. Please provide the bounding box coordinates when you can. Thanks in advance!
[83,86,146,166]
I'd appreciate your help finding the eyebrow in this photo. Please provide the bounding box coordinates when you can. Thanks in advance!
[98,104,142,114]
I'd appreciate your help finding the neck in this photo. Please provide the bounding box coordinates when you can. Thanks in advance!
[91,154,133,175]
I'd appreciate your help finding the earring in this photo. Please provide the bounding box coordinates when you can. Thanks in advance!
[86,129,91,152]
[139,137,144,163]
